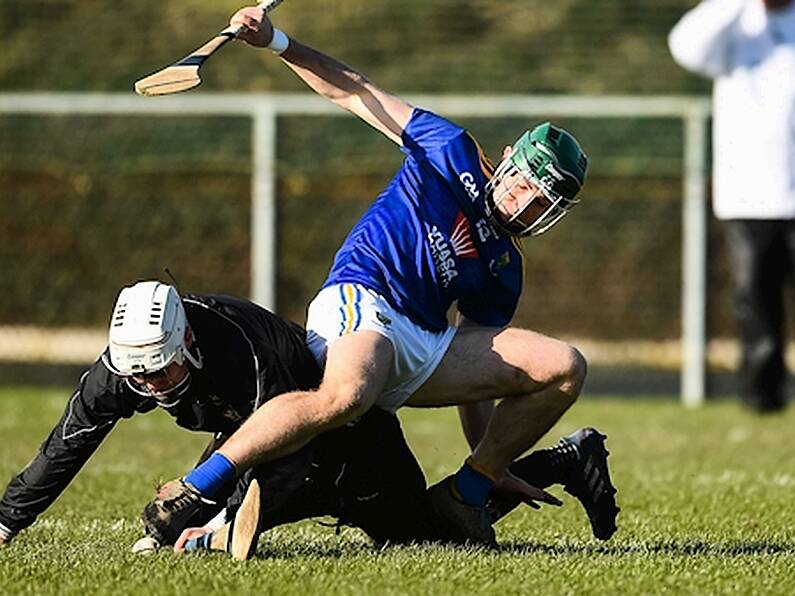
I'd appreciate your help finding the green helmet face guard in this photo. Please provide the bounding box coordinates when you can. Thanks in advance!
[485,122,588,237]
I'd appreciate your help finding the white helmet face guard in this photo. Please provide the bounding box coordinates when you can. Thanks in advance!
[486,160,579,237]
[105,281,203,405]
[124,363,194,407]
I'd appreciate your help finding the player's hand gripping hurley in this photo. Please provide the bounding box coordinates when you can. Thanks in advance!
[134,0,284,96]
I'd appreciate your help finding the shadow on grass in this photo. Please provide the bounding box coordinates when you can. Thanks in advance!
[255,540,374,560]
[252,538,795,560]
[496,539,795,557]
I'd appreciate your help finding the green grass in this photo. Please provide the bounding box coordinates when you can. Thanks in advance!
[1,387,794,594]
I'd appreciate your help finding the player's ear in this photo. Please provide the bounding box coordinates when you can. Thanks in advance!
[502,145,513,160]
[185,326,194,347]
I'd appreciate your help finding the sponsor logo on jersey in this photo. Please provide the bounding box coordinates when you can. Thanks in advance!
[450,213,479,259]
[475,219,498,243]
[427,213,481,288]
[459,171,480,202]
[375,311,392,328]
[222,405,242,424]
[427,225,459,288]
[489,251,511,276]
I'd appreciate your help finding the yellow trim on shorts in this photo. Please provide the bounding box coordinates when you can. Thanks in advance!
[342,283,357,335]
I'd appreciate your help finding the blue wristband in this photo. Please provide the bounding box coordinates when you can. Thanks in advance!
[184,452,236,498]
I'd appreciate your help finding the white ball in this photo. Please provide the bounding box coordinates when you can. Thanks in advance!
[131,535,160,555]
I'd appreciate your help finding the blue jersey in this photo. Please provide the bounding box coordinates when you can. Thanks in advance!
[322,109,524,332]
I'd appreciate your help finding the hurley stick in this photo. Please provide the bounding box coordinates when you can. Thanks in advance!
[134,0,284,96]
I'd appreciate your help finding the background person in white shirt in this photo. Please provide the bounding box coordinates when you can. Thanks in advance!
[669,0,795,413]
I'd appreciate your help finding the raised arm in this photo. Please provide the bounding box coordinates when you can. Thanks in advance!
[231,5,413,145]
[668,0,748,78]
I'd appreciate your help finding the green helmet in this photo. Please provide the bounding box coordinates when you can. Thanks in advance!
[485,122,588,237]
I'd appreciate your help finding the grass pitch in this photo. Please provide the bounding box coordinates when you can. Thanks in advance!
[0,386,794,595]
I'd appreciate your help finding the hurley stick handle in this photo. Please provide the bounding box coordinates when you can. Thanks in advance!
[219,0,286,37]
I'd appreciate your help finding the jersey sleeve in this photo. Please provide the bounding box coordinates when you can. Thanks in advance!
[401,109,466,154]
[400,109,491,200]
[0,359,126,538]
[400,108,476,172]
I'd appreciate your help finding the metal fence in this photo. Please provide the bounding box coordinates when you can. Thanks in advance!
[0,92,711,405]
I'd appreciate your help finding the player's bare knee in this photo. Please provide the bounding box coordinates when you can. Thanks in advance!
[559,345,587,400]
[514,334,587,398]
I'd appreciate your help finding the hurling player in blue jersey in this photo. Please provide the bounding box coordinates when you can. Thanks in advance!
[151,5,619,548]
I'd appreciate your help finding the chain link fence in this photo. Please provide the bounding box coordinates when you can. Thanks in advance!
[4,1,790,395]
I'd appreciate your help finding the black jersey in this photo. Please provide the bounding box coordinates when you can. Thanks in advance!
[0,294,322,536]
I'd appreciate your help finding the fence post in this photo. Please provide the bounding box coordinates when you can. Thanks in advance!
[681,100,710,407]
[251,103,277,311]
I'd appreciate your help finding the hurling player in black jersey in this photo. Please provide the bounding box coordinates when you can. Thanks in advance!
[0,281,613,555]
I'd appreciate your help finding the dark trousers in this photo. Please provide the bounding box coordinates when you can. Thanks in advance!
[222,408,554,545]
[182,409,432,545]
[227,408,438,544]
[725,219,795,411]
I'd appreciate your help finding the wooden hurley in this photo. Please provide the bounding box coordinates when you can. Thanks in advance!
[134,0,284,97]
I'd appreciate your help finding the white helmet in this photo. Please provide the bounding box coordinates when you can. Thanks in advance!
[105,281,202,402]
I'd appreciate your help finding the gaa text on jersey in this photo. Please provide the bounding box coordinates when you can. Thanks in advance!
[459,171,480,202]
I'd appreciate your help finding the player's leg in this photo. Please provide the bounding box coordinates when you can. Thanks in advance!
[178,444,345,559]
[407,325,585,545]
[144,330,394,544]
[224,408,430,543]
[181,409,433,558]
[214,329,393,470]
[408,325,586,474]
[726,220,787,412]
[323,408,437,544]
[786,220,795,408]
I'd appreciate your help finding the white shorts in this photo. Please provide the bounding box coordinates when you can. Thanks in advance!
[305,283,456,413]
